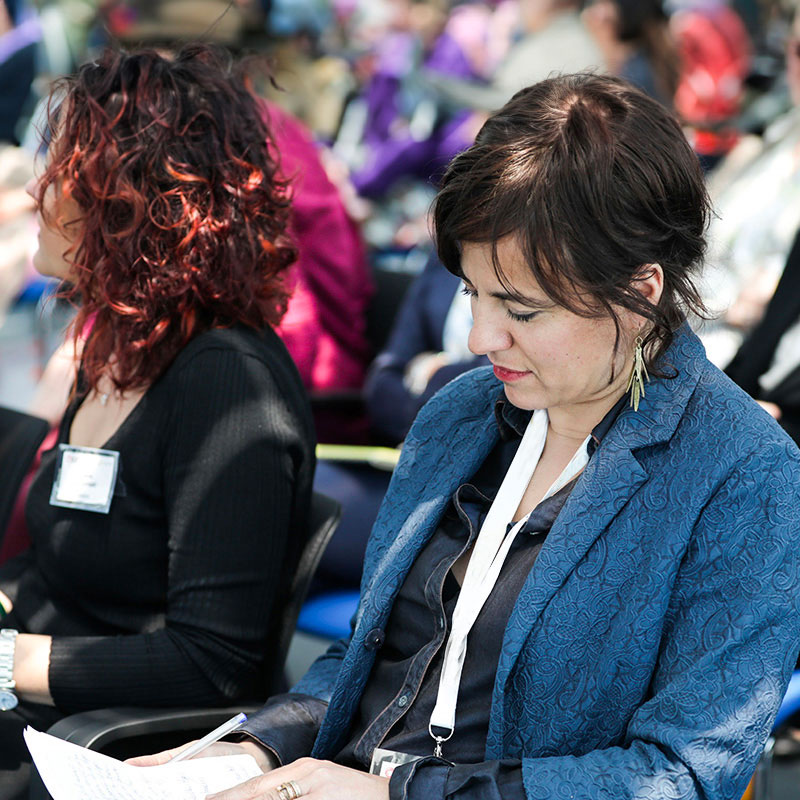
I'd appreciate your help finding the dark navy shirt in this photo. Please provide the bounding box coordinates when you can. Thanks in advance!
[336,397,572,768]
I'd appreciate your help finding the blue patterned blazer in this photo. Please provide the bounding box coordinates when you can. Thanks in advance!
[269,327,800,800]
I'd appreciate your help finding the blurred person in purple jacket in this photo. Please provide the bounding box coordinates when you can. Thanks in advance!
[345,1,524,200]
[348,0,604,200]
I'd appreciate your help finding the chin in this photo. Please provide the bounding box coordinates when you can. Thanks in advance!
[31,251,53,278]
[502,384,548,412]
[31,253,69,281]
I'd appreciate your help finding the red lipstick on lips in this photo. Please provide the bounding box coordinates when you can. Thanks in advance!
[493,365,529,382]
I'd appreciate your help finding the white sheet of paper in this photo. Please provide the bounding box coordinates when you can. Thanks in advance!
[24,727,263,800]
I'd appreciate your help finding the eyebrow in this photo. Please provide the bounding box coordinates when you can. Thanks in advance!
[490,290,555,308]
[462,279,556,309]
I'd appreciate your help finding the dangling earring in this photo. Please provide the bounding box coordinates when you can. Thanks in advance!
[626,336,649,411]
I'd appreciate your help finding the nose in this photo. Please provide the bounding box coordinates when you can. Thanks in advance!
[468,304,512,357]
[24,176,37,201]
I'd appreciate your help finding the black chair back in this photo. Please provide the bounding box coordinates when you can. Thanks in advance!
[365,267,416,356]
[265,491,342,694]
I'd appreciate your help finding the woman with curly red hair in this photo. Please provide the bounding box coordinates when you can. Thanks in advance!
[0,45,315,797]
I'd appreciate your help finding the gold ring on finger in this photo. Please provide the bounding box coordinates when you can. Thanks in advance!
[276,784,292,800]
[288,781,303,799]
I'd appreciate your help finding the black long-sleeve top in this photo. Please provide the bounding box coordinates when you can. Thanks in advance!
[725,226,800,444]
[0,325,315,713]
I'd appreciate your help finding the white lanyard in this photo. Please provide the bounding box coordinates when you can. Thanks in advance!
[428,409,590,757]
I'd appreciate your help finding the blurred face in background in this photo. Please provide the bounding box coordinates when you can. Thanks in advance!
[582,0,620,55]
[0,3,12,36]
[519,0,577,33]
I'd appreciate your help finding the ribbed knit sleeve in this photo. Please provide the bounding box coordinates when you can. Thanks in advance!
[46,331,314,711]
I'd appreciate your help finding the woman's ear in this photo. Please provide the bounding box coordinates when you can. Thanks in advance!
[632,263,664,306]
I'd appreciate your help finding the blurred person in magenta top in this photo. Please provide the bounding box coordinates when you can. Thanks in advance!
[266,101,373,397]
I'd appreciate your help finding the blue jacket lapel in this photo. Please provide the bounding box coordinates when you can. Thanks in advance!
[360,368,504,619]
[489,326,707,748]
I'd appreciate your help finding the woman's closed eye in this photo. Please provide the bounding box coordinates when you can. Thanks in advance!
[506,308,539,323]
[461,284,540,322]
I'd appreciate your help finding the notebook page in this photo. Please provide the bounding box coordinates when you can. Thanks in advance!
[24,726,263,800]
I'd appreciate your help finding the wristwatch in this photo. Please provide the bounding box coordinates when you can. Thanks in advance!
[0,628,19,711]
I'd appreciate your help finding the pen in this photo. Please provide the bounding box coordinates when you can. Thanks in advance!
[169,712,248,763]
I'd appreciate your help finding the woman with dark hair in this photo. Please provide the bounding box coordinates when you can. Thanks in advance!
[137,74,800,800]
[0,45,315,797]
[583,0,679,106]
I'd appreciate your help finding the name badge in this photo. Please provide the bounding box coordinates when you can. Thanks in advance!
[49,444,120,514]
[369,747,423,778]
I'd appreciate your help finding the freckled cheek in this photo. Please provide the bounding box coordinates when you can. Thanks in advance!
[529,348,560,371]
[530,352,580,387]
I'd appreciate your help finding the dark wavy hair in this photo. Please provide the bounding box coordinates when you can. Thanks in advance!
[433,72,710,369]
[38,44,296,393]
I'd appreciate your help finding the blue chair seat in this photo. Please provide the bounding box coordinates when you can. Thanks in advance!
[14,276,56,305]
[297,590,359,640]
[773,670,800,729]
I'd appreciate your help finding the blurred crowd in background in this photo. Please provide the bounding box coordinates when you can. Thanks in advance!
[4,0,800,556]
[0,0,796,335]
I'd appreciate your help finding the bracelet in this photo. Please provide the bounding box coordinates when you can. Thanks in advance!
[0,629,19,711]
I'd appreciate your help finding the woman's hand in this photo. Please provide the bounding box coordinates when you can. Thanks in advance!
[127,739,277,771]
[14,633,53,705]
[403,352,452,396]
[206,757,390,800]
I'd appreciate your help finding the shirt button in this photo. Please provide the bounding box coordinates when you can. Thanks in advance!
[364,628,385,651]
[398,694,409,707]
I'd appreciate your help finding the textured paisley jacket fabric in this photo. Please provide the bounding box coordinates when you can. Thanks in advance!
[246,325,800,800]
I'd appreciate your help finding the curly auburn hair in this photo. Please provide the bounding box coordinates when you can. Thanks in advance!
[38,44,297,393]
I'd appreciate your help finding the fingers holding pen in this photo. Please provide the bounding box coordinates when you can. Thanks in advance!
[127,740,267,768]
[126,741,199,767]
